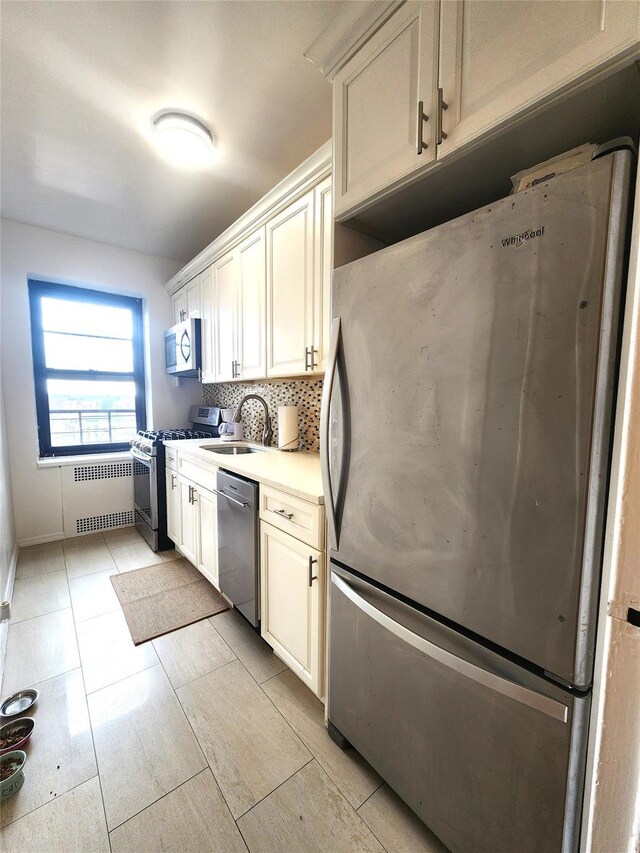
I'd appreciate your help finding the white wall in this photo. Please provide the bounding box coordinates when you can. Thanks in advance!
[582,148,640,853]
[0,218,202,545]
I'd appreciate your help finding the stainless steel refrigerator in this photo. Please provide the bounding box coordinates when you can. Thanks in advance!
[320,150,632,853]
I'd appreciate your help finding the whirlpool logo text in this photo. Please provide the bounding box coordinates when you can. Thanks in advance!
[501,226,545,248]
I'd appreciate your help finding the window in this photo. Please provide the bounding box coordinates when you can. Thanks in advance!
[28,280,146,456]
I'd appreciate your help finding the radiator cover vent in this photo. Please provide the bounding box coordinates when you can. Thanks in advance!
[74,462,133,482]
[76,510,134,534]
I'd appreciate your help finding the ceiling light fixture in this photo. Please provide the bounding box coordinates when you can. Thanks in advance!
[153,112,215,168]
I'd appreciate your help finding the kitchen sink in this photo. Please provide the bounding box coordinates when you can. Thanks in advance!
[203,446,265,455]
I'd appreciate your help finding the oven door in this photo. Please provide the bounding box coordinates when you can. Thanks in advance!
[131,447,157,529]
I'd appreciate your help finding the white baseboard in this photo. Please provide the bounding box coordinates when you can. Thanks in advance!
[17,532,65,548]
[0,542,19,692]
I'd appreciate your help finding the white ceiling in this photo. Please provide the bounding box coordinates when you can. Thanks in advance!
[0,1,339,263]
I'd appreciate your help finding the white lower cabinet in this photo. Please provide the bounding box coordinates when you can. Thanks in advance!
[165,469,181,544]
[167,472,219,589]
[195,486,218,589]
[260,521,324,696]
[177,476,198,566]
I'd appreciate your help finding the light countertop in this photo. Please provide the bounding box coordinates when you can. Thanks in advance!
[162,438,324,504]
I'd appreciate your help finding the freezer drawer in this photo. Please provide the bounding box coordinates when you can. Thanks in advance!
[328,566,589,853]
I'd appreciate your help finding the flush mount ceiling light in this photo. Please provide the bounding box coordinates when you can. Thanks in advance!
[153,112,215,168]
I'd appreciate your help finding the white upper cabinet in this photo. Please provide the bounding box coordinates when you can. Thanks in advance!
[213,250,240,383]
[172,275,201,324]
[331,0,639,219]
[266,190,315,377]
[313,176,332,374]
[199,265,215,383]
[333,1,440,218]
[237,227,267,380]
[438,0,640,156]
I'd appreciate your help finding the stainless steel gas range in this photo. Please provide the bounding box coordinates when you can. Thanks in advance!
[130,405,221,551]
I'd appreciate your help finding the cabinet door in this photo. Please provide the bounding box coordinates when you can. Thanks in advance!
[165,468,181,544]
[177,477,198,565]
[213,250,239,382]
[200,265,215,383]
[237,228,267,380]
[439,0,640,157]
[195,485,218,589]
[313,176,332,374]
[185,277,201,318]
[260,522,324,695]
[172,288,188,324]
[333,1,439,219]
[266,190,315,377]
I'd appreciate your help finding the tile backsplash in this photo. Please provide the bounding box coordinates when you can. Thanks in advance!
[203,378,323,451]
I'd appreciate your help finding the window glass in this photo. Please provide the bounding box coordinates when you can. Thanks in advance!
[29,282,145,456]
[41,298,133,338]
[43,333,134,372]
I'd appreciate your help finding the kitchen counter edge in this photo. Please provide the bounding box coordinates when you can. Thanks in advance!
[162,439,324,505]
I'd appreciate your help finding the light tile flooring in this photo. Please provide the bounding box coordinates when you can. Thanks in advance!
[1,528,447,852]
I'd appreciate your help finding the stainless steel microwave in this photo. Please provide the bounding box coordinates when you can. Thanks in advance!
[164,318,201,377]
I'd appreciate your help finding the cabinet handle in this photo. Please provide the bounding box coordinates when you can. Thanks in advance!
[308,556,318,587]
[436,88,448,145]
[231,360,236,378]
[234,360,241,378]
[304,347,310,371]
[416,99,428,154]
[171,474,177,489]
[188,485,193,504]
[309,347,317,370]
[274,508,294,520]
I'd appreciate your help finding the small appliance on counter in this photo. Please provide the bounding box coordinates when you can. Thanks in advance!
[130,405,222,550]
[219,408,243,441]
[165,318,201,377]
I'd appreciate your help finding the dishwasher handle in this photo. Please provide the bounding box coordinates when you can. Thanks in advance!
[213,488,248,508]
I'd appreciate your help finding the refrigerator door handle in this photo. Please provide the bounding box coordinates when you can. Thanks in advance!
[332,573,569,723]
[321,317,341,548]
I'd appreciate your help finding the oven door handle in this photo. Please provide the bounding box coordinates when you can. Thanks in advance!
[130,446,154,466]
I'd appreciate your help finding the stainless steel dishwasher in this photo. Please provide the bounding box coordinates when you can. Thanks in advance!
[215,470,259,627]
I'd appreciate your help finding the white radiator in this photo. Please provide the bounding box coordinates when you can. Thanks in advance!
[61,461,134,537]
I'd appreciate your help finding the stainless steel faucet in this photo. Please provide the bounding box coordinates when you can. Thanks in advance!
[233,394,273,446]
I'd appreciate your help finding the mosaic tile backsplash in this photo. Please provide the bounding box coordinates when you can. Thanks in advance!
[203,378,323,451]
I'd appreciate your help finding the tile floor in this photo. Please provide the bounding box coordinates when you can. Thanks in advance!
[0,528,448,852]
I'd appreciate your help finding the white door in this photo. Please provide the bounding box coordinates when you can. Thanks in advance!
[199,265,215,382]
[266,190,315,377]
[260,522,323,695]
[237,228,267,380]
[185,276,201,318]
[165,469,181,544]
[438,0,640,157]
[196,485,218,589]
[313,176,332,373]
[213,250,239,382]
[172,288,188,324]
[333,1,439,219]
[177,477,198,565]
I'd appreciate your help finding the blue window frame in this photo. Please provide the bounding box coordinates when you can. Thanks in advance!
[28,280,146,456]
